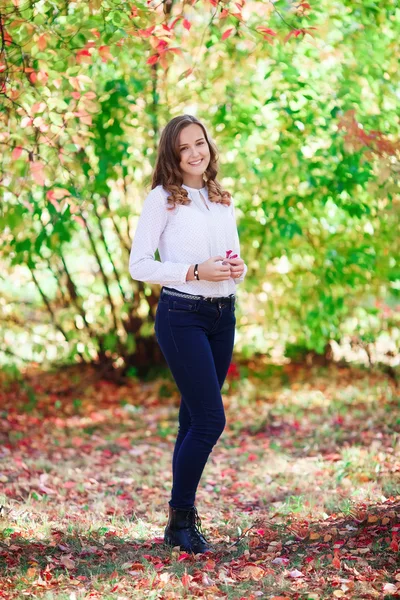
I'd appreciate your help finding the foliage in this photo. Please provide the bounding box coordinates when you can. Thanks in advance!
[0,0,399,368]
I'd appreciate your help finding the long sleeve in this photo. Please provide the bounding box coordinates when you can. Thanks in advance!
[230,196,248,284]
[129,188,192,285]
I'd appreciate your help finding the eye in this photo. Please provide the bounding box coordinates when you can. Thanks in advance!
[180,141,205,152]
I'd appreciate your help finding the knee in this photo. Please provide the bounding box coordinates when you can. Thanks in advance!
[209,412,226,442]
[191,411,226,444]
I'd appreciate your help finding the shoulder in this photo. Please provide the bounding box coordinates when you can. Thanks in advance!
[143,185,169,208]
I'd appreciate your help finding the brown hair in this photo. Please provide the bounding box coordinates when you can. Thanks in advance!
[151,114,232,211]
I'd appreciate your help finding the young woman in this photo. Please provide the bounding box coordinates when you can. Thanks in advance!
[129,114,247,554]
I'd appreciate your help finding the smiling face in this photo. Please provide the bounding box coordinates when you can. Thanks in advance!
[178,123,211,188]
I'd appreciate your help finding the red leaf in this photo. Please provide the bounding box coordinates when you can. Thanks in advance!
[178,67,194,81]
[72,215,85,227]
[12,146,24,160]
[222,28,235,40]
[284,29,305,43]
[37,34,47,51]
[257,26,277,36]
[98,45,113,62]
[170,16,182,29]
[183,19,191,30]
[178,552,191,561]
[137,26,156,38]
[147,54,159,65]
[30,161,46,186]
[303,28,316,38]
[3,31,12,46]
[332,555,341,569]
[390,538,399,551]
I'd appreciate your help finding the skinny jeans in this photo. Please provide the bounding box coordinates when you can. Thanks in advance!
[155,286,236,509]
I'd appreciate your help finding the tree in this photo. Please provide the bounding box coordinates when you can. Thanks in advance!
[1,0,399,373]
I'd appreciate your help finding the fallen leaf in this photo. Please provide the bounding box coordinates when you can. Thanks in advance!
[60,555,75,569]
[383,583,397,593]
[181,572,192,586]
[289,569,304,578]
[238,565,265,581]
[272,557,289,566]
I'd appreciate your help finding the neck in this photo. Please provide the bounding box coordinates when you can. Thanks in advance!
[182,178,205,189]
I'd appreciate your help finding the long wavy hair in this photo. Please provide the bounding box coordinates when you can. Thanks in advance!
[151,114,232,212]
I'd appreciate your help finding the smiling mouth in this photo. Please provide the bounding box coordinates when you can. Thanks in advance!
[189,159,203,166]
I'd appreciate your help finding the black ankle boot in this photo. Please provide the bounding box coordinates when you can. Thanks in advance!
[164,505,212,554]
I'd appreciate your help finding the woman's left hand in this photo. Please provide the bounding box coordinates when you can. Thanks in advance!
[226,257,245,279]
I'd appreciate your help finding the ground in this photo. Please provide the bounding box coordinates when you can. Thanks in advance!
[0,360,399,599]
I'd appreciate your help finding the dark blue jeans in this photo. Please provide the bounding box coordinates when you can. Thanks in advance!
[155,286,236,509]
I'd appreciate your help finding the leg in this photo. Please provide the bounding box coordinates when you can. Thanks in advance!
[156,313,225,508]
[208,314,236,390]
[172,398,191,479]
[169,327,226,509]
[172,316,235,479]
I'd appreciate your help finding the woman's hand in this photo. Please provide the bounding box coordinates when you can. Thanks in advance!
[225,257,245,279]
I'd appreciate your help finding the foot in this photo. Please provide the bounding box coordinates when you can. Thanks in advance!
[164,505,213,554]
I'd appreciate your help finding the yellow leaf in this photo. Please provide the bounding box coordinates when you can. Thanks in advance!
[239,565,265,581]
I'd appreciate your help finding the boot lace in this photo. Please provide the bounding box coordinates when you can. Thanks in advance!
[191,506,208,542]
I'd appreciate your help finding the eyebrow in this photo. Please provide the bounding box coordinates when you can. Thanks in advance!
[179,138,205,147]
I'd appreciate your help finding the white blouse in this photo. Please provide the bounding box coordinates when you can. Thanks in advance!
[129,183,248,297]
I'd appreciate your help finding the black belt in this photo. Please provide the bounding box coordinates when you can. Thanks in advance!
[161,286,235,304]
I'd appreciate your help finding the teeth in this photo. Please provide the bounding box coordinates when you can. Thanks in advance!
[190,159,202,165]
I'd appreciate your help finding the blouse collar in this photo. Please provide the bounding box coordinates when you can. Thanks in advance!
[182,183,207,192]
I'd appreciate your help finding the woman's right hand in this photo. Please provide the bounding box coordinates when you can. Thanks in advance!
[199,256,231,281]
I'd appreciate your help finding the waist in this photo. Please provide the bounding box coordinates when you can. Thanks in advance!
[161,286,235,304]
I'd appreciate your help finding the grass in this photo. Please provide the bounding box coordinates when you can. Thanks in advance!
[0,361,399,599]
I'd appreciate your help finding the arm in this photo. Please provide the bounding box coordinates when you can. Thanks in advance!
[129,188,193,285]
[230,196,248,284]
